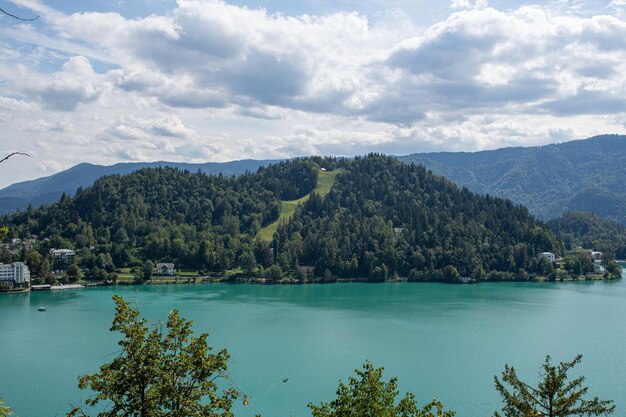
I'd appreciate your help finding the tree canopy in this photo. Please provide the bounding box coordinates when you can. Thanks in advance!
[67,295,238,417]
[493,355,614,417]
[3,155,564,281]
[308,361,455,417]
[0,398,12,417]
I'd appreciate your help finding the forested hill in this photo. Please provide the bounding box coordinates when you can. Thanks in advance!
[398,135,626,225]
[3,155,564,282]
[548,212,626,259]
[0,159,280,216]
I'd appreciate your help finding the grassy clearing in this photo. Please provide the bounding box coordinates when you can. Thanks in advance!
[257,169,341,242]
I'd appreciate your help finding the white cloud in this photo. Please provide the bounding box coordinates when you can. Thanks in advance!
[16,55,107,111]
[1,0,626,188]
[450,0,488,10]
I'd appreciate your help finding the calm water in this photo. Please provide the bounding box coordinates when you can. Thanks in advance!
[2,271,626,417]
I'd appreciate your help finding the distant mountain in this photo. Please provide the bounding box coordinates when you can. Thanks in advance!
[0,159,280,215]
[397,135,626,224]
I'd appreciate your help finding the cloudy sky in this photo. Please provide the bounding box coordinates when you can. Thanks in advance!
[0,0,625,187]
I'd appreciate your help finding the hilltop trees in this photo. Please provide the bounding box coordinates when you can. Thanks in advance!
[276,155,561,281]
[493,355,614,417]
[67,296,238,417]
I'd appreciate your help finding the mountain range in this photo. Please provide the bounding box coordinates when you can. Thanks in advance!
[397,134,626,224]
[0,159,279,216]
[2,134,625,224]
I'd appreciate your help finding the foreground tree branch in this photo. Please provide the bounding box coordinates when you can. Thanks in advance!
[0,152,30,164]
[0,7,39,21]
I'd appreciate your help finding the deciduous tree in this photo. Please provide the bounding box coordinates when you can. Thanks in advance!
[67,295,238,417]
[0,398,12,417]
[308,361,455,417]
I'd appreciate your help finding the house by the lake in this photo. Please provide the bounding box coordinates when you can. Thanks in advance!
[156,263,176,276]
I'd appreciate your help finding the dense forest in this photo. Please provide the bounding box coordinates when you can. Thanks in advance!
[2,154,615,283]
[273,155,562,281]
[399,135,626,225]
[548,211,626,259]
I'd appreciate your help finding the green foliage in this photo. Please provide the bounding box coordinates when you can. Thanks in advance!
[65,264,82,282]
[548,212,626,259]
[605,260,621,276]
[5,155,562,281]
[276,155,561,281]
[5,160,318,275]
[493,355,614,417]
[564,253,594,276]
[399,135,626,225]
[68,295,237,417]
[143,260,154,281]
[266,264,283,282]
[0,398,12,417]
[308,362,454,417]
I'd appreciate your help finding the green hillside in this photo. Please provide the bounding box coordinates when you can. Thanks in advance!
[398,135,626,224]
[257,169,340,242]
[3,155,589,282]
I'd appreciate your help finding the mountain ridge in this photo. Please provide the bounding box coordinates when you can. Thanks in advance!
[396,134,626,224]
[0,159,282,215]
[2,134,626,224]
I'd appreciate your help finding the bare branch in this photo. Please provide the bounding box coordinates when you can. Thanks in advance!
[0,152,31,164]
[0,7,39,21]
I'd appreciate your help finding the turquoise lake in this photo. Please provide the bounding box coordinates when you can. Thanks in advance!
[2,270,626,417]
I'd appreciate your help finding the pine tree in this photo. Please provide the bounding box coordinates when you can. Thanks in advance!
[493,355,614,417]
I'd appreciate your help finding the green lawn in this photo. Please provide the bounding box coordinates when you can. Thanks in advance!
[257,169,341,242]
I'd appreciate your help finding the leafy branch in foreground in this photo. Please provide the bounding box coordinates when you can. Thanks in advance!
[493,355,614,417]
[67,295,238,417]
[0,398,13,417]
[308,361,455,417]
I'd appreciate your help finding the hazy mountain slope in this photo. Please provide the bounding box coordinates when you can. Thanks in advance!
[397,135,626,224]
[0,159,280,215]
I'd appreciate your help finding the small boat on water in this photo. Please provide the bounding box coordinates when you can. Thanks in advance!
[37,306,47,312]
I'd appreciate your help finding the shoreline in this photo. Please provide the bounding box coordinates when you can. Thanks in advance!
[2,272,621,294]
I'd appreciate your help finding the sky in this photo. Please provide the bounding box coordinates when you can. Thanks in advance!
[0,0,626,188]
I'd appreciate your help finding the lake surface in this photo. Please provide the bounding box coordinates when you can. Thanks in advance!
[2,270,626,417]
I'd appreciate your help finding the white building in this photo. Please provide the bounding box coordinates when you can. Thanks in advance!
[591,251,603,261]
[50,249,76,263]
[156,263,175,275]
[539,252,556,262]
[0,262,31,285]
